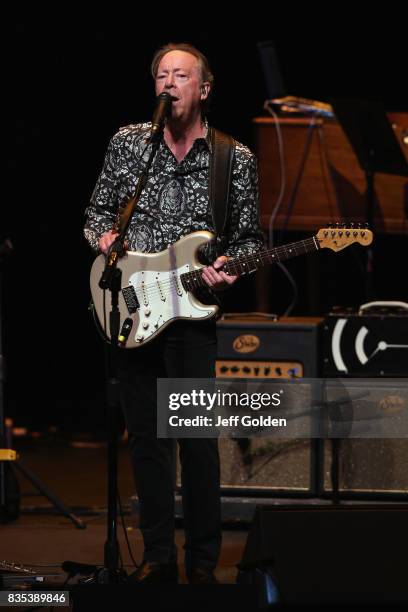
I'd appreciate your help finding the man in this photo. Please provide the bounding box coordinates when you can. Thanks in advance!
[84,43,263,583]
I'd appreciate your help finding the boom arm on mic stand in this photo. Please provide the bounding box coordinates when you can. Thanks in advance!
[98,92,172,291]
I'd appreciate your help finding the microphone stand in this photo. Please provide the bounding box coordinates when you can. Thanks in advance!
[91,130,164,584]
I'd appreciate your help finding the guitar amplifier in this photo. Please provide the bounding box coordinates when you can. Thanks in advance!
[322,302,408,377]
[216,314,323,378]
[213,314,323,496]
[322,302,408,498]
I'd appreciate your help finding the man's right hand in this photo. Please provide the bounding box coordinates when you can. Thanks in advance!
[99,230,118,255]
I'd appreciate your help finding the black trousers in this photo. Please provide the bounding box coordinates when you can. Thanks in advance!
[118,319,221,574]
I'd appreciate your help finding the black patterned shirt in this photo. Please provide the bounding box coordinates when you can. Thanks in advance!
[84,122,264,264]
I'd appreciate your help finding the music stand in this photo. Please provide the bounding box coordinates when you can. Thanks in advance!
[330,98,408,298]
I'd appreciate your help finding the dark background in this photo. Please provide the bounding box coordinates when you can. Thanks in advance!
[2,10,407,430]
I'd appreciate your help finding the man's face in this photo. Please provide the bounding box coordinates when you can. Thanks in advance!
[155,50,210,122]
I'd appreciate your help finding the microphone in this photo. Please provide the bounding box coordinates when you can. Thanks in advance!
[149,92,172,142]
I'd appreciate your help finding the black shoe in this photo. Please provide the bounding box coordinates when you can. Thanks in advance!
[129,560,178,583]
[187,568,218,584]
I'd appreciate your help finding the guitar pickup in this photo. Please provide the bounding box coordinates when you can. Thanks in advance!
[122,285,140,314]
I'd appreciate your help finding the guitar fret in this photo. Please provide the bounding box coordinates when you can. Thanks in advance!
[194,270,203,288]
[180,237,319,292]
[228,260,241,275]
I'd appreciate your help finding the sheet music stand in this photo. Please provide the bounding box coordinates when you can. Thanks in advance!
[330,98,408,298]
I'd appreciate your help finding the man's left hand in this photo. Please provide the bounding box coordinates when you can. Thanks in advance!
[202,256,239,290]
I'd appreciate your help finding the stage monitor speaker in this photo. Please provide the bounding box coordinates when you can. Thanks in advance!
[215,315,322,496]
[239,504,408,605]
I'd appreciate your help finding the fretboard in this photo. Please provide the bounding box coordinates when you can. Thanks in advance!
[180,236,320,291]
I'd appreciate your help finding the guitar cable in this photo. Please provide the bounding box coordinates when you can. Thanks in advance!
[263,102,299,316]
[117,485,139,571]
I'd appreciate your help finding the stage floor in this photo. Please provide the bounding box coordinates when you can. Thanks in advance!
[2,435,408,610]
[0,435,247,585]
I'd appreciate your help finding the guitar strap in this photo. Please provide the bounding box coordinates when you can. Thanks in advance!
[209,127,236,257]
[116,127,236,257]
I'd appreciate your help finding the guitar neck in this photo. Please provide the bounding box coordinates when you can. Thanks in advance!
[224,236,320,275]
[181,236,319,290]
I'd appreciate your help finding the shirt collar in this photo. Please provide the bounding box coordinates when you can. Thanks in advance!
[189,119,212,152]
[160,120,212,158]
[203,119,212,152]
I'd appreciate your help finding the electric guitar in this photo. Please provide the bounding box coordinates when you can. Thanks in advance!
[90,226,373,349]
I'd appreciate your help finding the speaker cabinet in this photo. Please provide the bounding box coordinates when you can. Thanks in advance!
[216,315,322,495]
[240,504,408,605]
[321,307,408,498]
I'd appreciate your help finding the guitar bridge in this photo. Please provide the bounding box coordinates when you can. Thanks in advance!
[122,285,140,314]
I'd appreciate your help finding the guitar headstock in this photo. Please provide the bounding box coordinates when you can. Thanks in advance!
[316,224,373,252]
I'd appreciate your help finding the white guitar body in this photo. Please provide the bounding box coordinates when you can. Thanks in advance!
[90,231,218,349]
[90,225,373,349]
